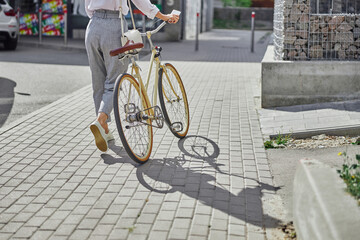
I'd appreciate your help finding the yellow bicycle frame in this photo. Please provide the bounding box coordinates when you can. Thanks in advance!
[126,30,181,122]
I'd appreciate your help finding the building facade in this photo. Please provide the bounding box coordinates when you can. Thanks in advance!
[10,0,214,41]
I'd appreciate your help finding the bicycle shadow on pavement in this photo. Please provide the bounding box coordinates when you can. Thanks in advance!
[136,135,282,228]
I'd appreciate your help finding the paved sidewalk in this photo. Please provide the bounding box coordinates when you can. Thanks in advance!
[0,30,284,240]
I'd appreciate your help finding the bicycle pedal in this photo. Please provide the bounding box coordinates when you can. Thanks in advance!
[153,106,164,128]
[142,106,164,128]
[170,122,183,132]
[124,103,136,114]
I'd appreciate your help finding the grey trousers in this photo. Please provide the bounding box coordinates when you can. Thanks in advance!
[85,10,129,122]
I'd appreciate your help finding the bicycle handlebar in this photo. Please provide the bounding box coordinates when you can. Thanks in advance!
[140,21,167,37]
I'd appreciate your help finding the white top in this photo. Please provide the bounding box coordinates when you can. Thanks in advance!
[85,0,159,19]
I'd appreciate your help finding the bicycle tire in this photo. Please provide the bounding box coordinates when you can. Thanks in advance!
[113,74,153,163]
[158,63,190,138]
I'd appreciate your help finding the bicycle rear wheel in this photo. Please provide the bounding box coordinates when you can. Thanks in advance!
[113,74,153,163]
[158,63,190,138]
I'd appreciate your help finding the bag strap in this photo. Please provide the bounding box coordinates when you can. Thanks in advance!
[119,0,125,37]
[119,0,137,31]
[127,0,136,30]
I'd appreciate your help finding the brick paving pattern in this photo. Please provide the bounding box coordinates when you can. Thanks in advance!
[0,30,280,239]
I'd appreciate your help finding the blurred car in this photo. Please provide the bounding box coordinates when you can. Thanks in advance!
[0,0,19,50]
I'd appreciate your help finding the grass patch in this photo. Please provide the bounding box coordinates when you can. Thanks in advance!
[264,133,292,149]
[337,152,360,205]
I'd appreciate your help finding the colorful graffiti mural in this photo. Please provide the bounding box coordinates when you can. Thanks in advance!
[19,0,67,36]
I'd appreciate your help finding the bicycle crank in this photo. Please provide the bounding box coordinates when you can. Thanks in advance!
[124,105,164,129]
[144,105,164,128]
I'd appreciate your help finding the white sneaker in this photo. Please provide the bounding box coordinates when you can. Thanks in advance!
[90,121,108,152]
[107,131,115,142]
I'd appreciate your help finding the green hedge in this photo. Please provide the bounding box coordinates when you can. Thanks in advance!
[222,0,252,7]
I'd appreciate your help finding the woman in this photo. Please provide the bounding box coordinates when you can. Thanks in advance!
[85,0,179,152]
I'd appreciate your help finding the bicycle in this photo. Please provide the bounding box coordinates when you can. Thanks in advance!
[109,21,190,164]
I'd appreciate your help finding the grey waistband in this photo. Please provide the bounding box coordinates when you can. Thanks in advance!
[93,10,120,19]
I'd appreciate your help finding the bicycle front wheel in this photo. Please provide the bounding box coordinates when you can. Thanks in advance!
[158,63,190,138]
[114,74,153,163]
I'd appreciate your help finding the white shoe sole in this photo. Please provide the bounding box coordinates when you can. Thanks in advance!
[90,123,108,152]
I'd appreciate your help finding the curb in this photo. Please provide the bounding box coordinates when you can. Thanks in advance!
[269,125,360,139]
[18,40,87,53]
[293,158,360,240]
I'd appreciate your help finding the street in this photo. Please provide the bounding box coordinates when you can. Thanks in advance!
[0,45,90,128]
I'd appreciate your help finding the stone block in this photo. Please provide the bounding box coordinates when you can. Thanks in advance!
[262,46,360,107]
[293,159,360,240]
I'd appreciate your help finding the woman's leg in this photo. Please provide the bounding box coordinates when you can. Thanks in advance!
[97,18,129,124]
[85,18,110,132]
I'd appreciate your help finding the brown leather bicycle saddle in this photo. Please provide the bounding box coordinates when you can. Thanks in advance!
[109,40,144,57]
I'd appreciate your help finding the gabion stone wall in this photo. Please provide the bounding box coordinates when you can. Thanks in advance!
[308,15,360,60]
[273,0,285,59]
[283,0,310,60]
[274,0,360,60]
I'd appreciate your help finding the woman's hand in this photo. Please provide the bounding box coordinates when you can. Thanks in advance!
[156,12,179,24]
[167,14,179,24]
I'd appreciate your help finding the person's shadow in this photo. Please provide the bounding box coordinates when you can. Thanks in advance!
[100,140,137,166]
[135,135,282,228]
[0,78,16,128]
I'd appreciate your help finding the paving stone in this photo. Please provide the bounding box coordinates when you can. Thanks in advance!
[12,227,37,239]
[106,204,126,215]
[29,230,54,240]
[229,224,246,236]
[189,224,209,236]
[175,208,194,218]
[172,218,191,229]
[148,231,169,240]
[152,220,172,231]
[247,231,266,240]
[108,228,128,240]
[137,213,156,224]
[40,219,62,231]
[77,218,100,230]
[127,233,147,240]
[69,229,92,240]
[209,229,227,240]
[168,228,189,240]
[0,222,23,233]
[188,236,208,240]
[210,218,228,230]
[53,224,76,236]
[11,212,34,223]
[91,224,114,236]
[114,217,136,229]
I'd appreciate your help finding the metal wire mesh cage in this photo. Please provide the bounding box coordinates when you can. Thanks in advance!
[274,0,360,60]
